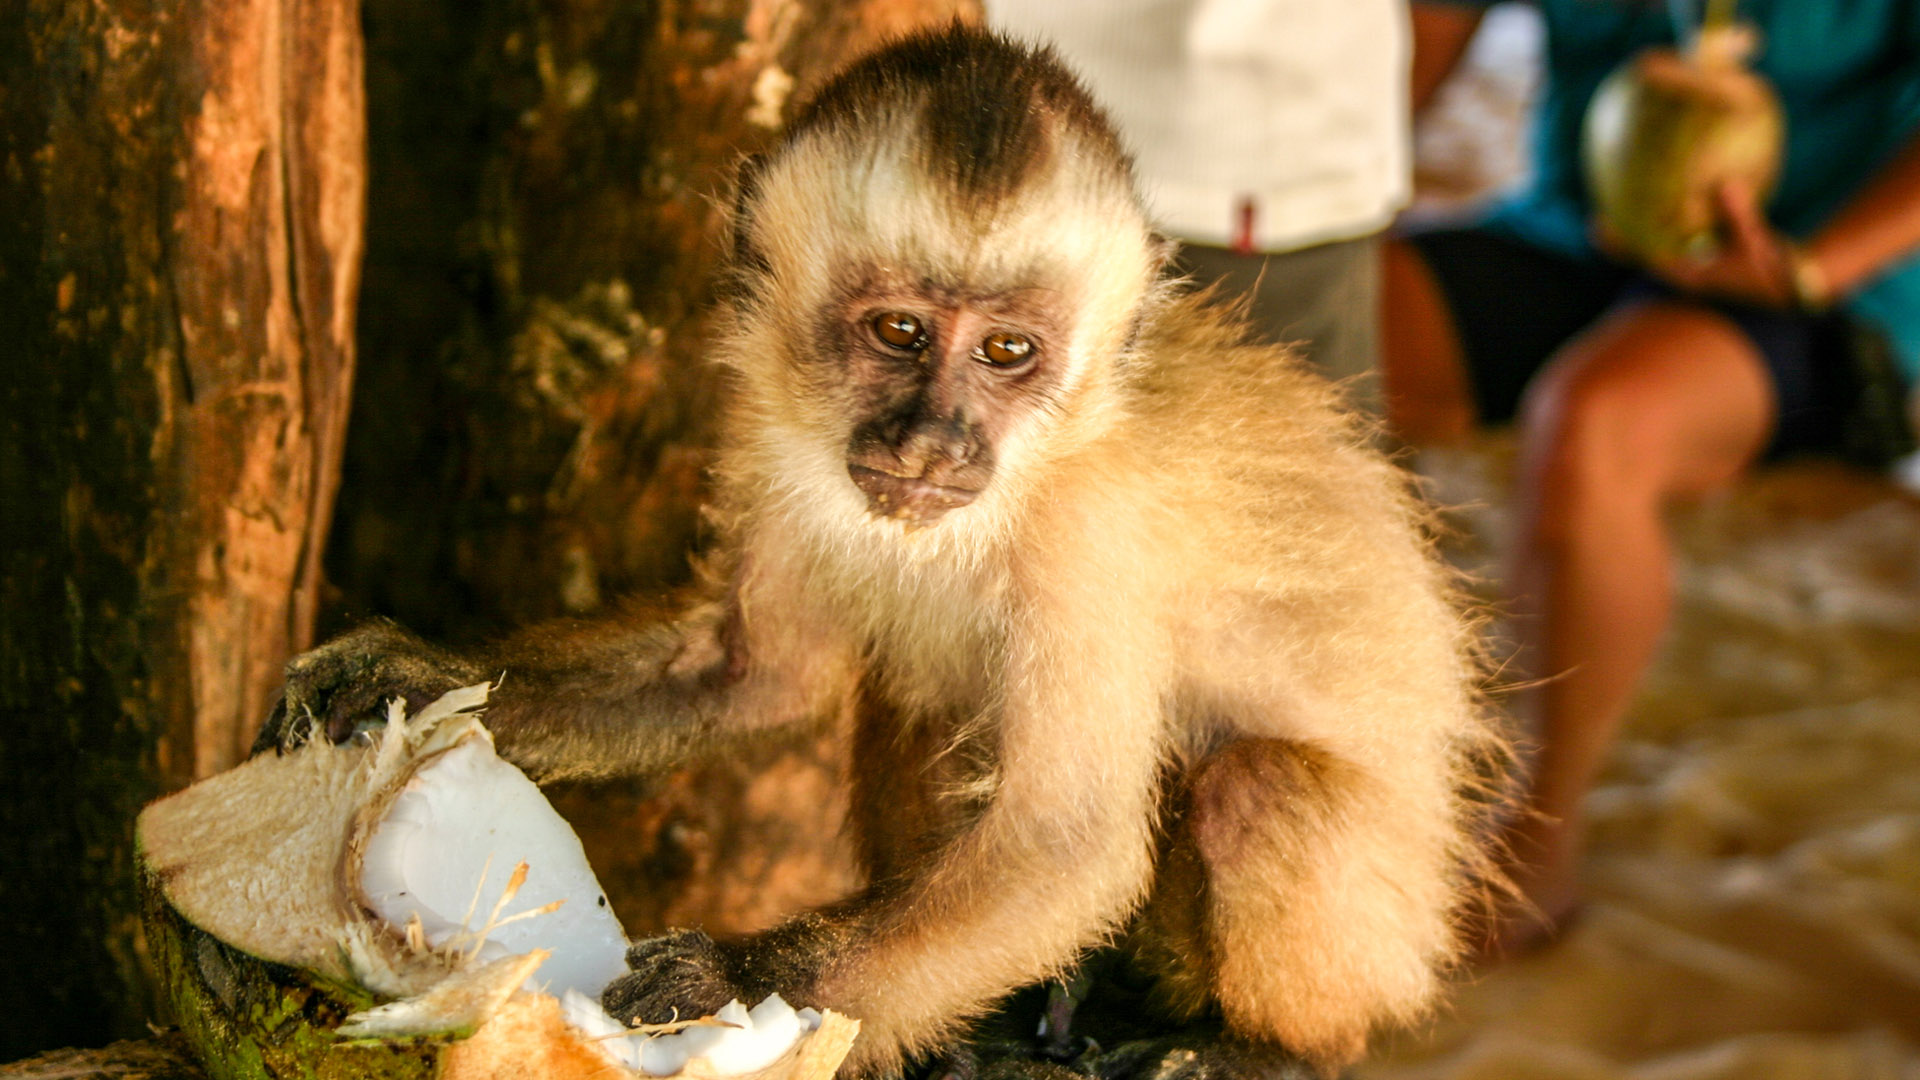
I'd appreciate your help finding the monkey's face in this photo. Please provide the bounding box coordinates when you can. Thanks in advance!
[716,48,1163,544]
[830,282,1069,529]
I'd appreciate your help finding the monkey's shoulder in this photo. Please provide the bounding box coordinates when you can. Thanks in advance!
[1110,297,1434,567]
[1126,298,1366,456]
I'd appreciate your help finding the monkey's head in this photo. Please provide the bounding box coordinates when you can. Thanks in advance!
[715,25,1165,539]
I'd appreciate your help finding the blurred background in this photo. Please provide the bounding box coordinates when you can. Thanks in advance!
[4,1,1918,1075]
[1372,7,1920,1077]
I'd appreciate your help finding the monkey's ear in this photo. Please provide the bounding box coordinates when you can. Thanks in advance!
[727,152,772,277]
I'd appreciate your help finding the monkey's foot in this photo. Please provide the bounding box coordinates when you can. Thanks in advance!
[974,1063,1086,1080]
[1080,1038,1317,1080]
[947,1037,1314,1080]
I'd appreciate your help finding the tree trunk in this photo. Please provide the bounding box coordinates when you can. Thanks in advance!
[332,0,979,941]
[0,0,363,1058]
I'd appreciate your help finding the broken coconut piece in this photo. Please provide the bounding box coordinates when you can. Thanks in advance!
[136,683,858,1080]
[561,992,825,1076]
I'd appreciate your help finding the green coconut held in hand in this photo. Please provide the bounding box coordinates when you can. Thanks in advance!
[1582,0,1784,263]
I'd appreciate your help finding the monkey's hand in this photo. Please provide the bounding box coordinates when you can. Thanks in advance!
[251,619,488,756]
[601,929,749,1025]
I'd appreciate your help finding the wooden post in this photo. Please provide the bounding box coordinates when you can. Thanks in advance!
[0,0,363,1056]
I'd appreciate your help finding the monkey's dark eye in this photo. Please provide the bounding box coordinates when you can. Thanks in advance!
[873,312,927,351]
[979,332,1033,367]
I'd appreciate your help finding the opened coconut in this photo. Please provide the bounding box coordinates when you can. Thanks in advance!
[1582,16,1784,263]
[136,684,857,1080]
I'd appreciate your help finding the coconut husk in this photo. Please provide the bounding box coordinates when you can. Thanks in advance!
[135,687,858,1080]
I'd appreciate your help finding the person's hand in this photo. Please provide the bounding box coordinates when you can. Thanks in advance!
[1601,179,1800,308]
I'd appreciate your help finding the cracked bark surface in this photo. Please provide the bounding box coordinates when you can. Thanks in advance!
[1,0,362,1057]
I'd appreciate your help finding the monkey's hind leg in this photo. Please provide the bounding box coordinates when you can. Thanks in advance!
[957,1039,1313,1080]
[1187,738,1463,1069]
[914,968,1316,1080]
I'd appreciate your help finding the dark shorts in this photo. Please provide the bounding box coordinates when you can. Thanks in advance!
[1176,237,1381,399]
[1407,227,1908,463]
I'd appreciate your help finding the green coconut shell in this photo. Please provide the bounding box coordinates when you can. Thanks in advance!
[1583,38,1785,263]
[140,871,444,1080]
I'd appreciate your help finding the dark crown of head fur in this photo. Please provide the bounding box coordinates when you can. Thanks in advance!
[781,24,1133,206]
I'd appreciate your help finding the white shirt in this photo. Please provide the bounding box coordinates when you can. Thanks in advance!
[989,0,1411,252]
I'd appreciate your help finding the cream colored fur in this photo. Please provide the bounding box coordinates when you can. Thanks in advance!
[686,48,1503,1078]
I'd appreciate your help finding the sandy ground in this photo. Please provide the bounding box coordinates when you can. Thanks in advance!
[1355,445,1920,1080]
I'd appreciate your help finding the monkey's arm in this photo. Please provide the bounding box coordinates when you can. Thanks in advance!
[607,606,1171,1071]
[258,553,857,784]
[826,642,1168,1055]
[478,567,857,783]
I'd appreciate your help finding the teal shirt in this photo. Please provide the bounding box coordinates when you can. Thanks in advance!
[1447,0,1920,381]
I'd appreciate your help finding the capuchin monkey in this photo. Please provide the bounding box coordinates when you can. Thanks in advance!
[259,25,1505,1079]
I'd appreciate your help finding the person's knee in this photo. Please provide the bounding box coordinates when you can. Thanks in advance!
[1518,304,1774,529]
[1515,358,1667,542]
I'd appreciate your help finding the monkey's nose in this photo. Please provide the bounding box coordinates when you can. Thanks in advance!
[912,416,976,465]
[898,438,968,472]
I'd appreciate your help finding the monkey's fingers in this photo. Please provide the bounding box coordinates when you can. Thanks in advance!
[601,971,738,1027]
[603,929,740,1025]
[246,684,379,757]
[621,927,722,968]
[247,695,305,758]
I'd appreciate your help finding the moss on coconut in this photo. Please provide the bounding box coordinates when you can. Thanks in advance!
[141,869,452,1080]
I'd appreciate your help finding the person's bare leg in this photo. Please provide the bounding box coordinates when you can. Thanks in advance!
[1497,300,1775,951]
[1380,238,1479,444]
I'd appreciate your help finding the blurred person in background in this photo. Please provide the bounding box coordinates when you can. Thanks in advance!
[990,0,1413,413]
[1391,0,1920,954]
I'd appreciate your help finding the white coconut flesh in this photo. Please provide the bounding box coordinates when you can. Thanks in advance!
[562,991,825,1076]
[137,684,852,1078]
[354,711,821,1074]
[355,732,630,1000]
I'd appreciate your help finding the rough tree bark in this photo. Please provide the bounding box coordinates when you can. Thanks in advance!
[331,0,980,942]
[0,0,364,1059]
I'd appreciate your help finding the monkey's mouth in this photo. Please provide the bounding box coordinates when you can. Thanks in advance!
[847,465,981,528]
